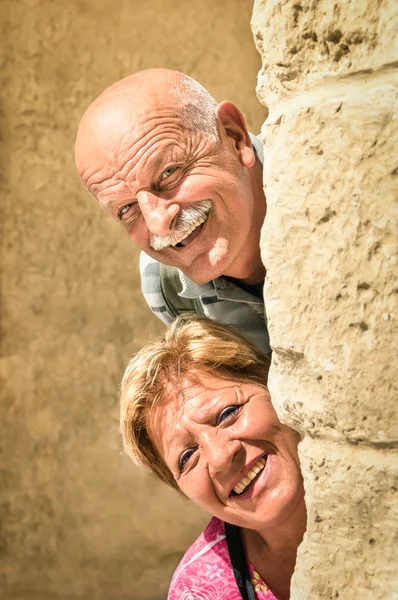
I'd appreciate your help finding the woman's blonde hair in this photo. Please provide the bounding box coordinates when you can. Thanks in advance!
[120,315,271,491]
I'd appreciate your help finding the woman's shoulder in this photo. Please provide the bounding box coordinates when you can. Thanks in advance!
[178,516,228,564]
[171,516,229,579]
[167,516,241,600]
[167,517,278,600]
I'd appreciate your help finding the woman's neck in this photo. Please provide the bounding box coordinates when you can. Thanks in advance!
[241,496,307,600]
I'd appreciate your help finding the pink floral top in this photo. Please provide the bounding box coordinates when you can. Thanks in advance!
[168,516,277,599]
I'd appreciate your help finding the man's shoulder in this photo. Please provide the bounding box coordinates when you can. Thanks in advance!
[139,252,183,285]
[139,253,175,324]
[139,253,205,319]
[139,252,163,298]
[139,251,160,278]
[139,252,181,296]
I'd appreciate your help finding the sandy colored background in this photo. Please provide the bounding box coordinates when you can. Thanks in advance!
[0,1,265,599]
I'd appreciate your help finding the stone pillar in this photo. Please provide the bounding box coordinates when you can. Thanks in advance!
[252,2,398,598]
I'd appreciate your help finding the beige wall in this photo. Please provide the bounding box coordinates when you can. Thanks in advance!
[0,1,265,599]
[252,1,398,598]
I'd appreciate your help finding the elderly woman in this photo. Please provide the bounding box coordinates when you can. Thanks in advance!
[120,316,306,600]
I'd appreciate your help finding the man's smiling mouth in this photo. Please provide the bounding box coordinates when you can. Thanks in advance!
[173,215,207,248]
[149,199,211,252]
[230,457,267,496]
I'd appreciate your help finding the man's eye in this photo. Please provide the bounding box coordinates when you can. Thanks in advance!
[160,166,179,181]
[216,405,240,426]
[118,203,136,220]
[178,447,197,473]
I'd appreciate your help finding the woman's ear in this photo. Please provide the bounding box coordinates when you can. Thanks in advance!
[216,101,256,168]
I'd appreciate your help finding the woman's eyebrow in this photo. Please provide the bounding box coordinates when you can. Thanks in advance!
[188,398,225,424]
[166,436,193,472]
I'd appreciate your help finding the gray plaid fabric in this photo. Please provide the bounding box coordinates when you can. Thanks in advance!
[139,134,270,354]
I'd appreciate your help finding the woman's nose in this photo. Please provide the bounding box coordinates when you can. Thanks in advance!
[202,431,243,475]
[137,191,180,236]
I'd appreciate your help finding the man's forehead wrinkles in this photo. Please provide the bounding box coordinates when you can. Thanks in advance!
[116,110,189,155]
[87,115,191,192]
[132,110,189,133]
[89,172,126,201]
[86,122,182,191]
[120,126,189,167]
[88,176,113,197]
[99,182,129,209]
[82,165,107,189]
[84,147,121,190]
[117,133,189,186]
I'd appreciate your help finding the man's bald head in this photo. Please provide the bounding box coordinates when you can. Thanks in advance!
[75,69,219,184]
[73,69,264,285]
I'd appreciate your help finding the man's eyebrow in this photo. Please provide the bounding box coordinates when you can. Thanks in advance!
[87,177,110,197]
[92,146,183,202]
[151,154,168,172]
[101,196,137,213]
[151,144,186,173]
[89,184,99,196]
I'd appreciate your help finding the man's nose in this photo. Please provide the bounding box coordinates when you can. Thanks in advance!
[201,430,243,476]
[137,190,180,236]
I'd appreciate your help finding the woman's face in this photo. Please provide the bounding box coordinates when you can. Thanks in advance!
[149,371,304,531]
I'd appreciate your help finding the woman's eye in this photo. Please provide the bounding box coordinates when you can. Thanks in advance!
[160,166,179,180]
[178,447,196,473]
[216,405,240,426]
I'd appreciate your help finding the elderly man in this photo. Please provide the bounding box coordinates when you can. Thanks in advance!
[75,69,270,353]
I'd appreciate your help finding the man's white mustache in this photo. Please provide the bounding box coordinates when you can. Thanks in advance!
[150,200,212,251]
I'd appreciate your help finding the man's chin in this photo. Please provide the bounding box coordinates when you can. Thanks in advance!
[182,265,225,285]
[183,242,231,283]
[151,243,229,284]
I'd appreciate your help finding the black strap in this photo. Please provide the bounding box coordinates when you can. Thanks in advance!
[225,522,256,600]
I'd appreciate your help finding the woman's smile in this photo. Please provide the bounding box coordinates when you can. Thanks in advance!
[230,454,267,497]
[148,371,303,531]
[120,314,307,599]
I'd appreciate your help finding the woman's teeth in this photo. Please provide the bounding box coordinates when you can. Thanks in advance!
[171,216,206,247]
[233,457,266,495]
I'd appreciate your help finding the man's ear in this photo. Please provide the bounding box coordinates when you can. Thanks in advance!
[216,101,255,168]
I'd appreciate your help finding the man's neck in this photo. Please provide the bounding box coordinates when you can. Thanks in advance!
[224,263,266,286]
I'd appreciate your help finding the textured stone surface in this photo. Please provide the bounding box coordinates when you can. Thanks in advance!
[253,0,398,598]
[0,1,265,599]
[252,0,398,103]
[298,437,398,599]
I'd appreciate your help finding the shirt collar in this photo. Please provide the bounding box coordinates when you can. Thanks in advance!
[179,272,263,306]
[249,132,264,165]
[179,272,214,298]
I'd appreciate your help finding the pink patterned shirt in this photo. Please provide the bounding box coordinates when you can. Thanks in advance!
[168,516,277,600]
